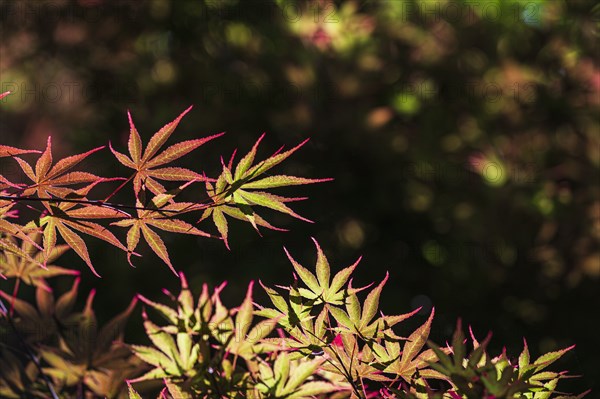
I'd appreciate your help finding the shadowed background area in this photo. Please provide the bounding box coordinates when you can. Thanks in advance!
[0,0,598,393]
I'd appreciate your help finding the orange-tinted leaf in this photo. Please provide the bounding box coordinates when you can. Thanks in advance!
[146,133,224,168]
[47,146,105,179]
[55,222,100,277]
[61,219,128,251]
[142,106,193,163]
[0,173,22,189]
[143,176,167,197]
[140,224,175,275]
[147,166,205,181]
[48,172,100,186]
[144,218,210,237]
[64,205,127,219]
[109,142,136,169]
[111,109,217,199]
[14,157,36,180]
[35,137,53,179]
[0,145,41,158]
[127,111,143,163]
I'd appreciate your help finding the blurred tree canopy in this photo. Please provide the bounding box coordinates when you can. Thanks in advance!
[0,0,598,393]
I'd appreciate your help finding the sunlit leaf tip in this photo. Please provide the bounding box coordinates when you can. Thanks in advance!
[179,271,188,289]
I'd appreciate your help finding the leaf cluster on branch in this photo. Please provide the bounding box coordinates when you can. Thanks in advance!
[0,91,588,398]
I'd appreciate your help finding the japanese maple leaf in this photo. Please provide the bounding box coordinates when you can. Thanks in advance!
[1,198,34,240]
[111,182,211,274]
[0,199,45,266]
[0,231,78,291]
[0,197,46,271]
[36,289,139,393]
[0,236,43,276]
[30,181,131,277]
[13,136,104,208]
[379,309,447,381]
[109,107,223,198]
[200,133,332,248]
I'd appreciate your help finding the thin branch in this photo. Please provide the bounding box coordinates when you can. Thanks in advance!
[103,173,135,202]
[0,195,180,214]
[9,278,20,317]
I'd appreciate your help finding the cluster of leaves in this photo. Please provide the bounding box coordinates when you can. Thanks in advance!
[0,236,586,398]
[0,90,328,277]
[0,93,587,398]
[419,321,588,399]
[126,241,584,399]
[0,275,145,398]
[126,272,341,399]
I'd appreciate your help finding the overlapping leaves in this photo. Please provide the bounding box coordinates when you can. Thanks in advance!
[111,182,211,274]
[427,321,588,399]
[257,240,445,398]
[200,134,332,248]
[0,93,586,398]
[0,95,329,275]
[0,231,76,290]
[0,277,143,398]
[129,272,329,398]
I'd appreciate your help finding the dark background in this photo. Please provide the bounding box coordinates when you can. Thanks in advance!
[0,0,598,393]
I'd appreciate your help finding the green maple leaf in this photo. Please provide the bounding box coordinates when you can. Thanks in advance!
[200,134,331,248]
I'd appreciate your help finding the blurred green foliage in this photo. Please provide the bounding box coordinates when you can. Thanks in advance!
[0,0,598,393]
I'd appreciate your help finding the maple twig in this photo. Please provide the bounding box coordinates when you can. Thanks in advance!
[103,173,135,202]
[0,195,179,214]
[9,278,20,318]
